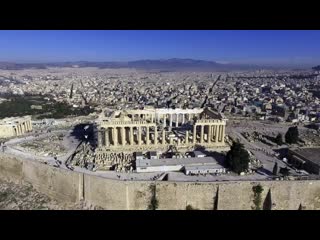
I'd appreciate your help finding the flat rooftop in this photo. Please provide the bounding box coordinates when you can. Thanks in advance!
[184,164,225,171]
[290,148,320,165]
[136,156,223,168]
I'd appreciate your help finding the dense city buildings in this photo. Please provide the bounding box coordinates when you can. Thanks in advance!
[0,64,320,210]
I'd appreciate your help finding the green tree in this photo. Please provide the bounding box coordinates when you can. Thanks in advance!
[285,126,299,144]
[226,140,250,174]
[275,133,283,145]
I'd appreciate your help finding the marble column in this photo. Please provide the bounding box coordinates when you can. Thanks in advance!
[97,129,102,147]
[163,115,166,127]
[109,127,113,145]
[207,125,211,143]
[162,130,165,145]
[114,127,118,146]
[211,125,214,142]
[182,114,185,124]
[104,128,109,146]
[221,125,225,143]
[175,114,179,127]
[193,125,197,144]
[169,114,173,127]
[130,127,134,145]
[138,126,142,145]
[200,125,204,144]
[215,125,219,143]
[151,114,154,123]
[154,126,158,145]
[185,130,189,144]
[146,126,150,145]
[121,127,126,145]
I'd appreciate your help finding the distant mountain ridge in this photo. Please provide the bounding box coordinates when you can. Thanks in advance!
[312,65,320,71]
[0,59,266,71]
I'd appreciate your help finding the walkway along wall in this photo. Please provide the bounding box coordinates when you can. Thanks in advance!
[1,154,320,210]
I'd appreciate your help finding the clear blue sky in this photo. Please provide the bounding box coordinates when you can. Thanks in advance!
[0,30,319,67]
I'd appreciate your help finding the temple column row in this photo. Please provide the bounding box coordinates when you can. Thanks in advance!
[159,113,193,129]
[102,125,162,147]
[14,121,32,136]
[191,124,225,144]
[99,124,225,147]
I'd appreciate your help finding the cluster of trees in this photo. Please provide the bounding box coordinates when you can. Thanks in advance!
[0,96,41,118]
[272,126,299,146]
[0,95,94,119]
[41,103,94,119]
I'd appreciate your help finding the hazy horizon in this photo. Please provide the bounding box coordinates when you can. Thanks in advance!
[0,30,319,68]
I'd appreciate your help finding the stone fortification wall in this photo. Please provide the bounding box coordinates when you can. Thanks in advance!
[1,155,320,210]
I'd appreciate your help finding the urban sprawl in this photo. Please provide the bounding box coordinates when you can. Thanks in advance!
[1,67,320,183]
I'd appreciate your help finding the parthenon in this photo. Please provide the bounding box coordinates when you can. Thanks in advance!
[0,116,33,138]
[95,107,227,155]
